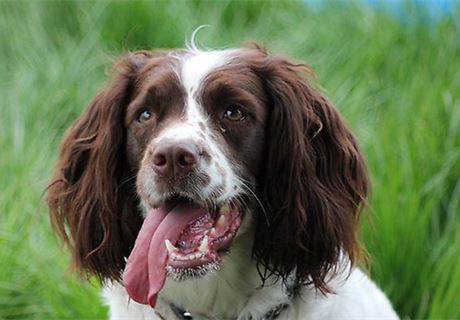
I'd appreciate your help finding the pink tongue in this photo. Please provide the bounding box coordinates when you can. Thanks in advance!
[123,205,206,308]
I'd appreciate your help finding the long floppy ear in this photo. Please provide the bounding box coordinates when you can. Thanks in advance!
[47,52,152,281]
[253,51,369,293]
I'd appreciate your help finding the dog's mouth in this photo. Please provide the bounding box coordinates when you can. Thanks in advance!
[165,196,242,273]
[123,194,243,308]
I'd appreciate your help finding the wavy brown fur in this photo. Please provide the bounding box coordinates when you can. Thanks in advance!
[247,47,369,293]
[47,52,153,281]
[47,46,369,295]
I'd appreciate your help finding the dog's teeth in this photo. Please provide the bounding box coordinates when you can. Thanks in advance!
[164,239,178,255]
[199,236,209,253]
[217,214,226,227]
[209,228,217,237]
[174,253,185,261]
[220,204,231,215]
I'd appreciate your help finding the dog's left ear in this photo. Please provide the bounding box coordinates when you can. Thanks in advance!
[253,51,369,292]
[47,51,153,281]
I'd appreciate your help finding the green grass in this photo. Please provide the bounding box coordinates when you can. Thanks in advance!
[1,1,459,319]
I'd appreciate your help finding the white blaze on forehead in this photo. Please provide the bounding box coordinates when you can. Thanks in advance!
[180,50,232,96]
[149,49,241,202]
[177,50,240,201]
[155,50,232,142]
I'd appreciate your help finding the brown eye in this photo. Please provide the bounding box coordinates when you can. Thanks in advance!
[138,110,152,123]
[224,105,246,121]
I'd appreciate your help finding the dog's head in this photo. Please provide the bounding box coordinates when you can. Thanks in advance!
[48,45,368,306]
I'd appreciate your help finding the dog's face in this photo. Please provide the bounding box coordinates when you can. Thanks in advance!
[48,45,369,307]
[124,50,269,300]
[128,50,267,210]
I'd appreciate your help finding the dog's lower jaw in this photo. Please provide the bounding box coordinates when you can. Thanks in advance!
[136,207,291,320]
[156,214,279,319]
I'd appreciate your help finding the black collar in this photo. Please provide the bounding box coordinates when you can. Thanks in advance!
[168,302,289,320]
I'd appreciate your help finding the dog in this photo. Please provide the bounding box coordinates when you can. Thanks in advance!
[48,43,398,319]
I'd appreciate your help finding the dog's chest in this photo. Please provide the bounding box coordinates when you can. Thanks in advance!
[156,278,290,320]
[156,241,290,320]
[158,259,261,318]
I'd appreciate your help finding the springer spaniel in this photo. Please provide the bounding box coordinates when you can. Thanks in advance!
[48,44,398,319]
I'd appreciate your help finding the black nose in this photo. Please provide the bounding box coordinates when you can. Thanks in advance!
[151,140,199,178]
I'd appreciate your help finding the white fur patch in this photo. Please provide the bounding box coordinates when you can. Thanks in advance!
[181,50,230,94]
[151,49,241,203]
[105,266,399,320]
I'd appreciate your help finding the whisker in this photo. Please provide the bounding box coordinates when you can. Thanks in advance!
[119,174,137,189]
[235,177,270,226]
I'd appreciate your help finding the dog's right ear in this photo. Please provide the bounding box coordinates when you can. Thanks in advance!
[251,49,369,293]
[47,51,152,281]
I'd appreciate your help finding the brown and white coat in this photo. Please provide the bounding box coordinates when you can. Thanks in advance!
[48,44,398,319]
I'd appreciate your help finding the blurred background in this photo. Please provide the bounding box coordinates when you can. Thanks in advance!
[1,1,459,319]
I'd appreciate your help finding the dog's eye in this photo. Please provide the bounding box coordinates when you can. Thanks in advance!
[224,105,246,121]
[138,110,152,123]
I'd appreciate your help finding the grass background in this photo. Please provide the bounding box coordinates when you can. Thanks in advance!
[1,1,459,319]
